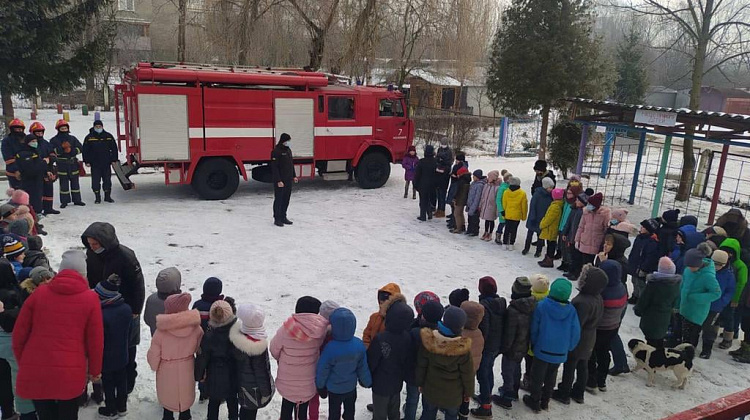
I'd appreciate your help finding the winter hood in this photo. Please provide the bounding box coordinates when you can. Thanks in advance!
[48,270,91,296]
[330,307,357,342]
[420,328,471,356]
[155,309,201,337]
[599,260,627,300]
[716,209,748,239]
[577,265,608,296]
[229,321,268,356]
[539,297,576,321]
[81,222,120,251]
[608,233,632,260]
[283,312,328,342]
[720,238,742,260]
[460,301,485,330]
[646,272,682,285]
[378,293,407,317]
[509,296,537,315]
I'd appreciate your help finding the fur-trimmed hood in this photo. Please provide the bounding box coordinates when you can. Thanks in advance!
[420,328,471,356]
[19,278,36,295]
[229,321,269,356]
[156,309,201,337]
[379,293,407,317]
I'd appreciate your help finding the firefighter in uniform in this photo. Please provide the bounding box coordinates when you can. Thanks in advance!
[16,123,50,214]
[50,119,86,207]
[82,119,118,203]
[270,132,298,227]
[27,122,60,215]
[1,118,28,189]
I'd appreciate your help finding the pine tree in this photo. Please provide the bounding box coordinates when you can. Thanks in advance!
[0,0,115,124]
[548,119,582,180]
[486,0,613,160]
[614,25,648,104]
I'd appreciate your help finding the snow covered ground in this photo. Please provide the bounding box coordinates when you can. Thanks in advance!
[7,108,750,419]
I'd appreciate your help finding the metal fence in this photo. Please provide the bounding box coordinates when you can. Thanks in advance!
[579,134,750,226]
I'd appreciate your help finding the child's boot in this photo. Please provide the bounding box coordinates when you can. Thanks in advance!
[91,381,104,404]
[520,373,531,391]
[728,341,749,357]
[522,395,541,413]
[699,340,713,359]
[495,232,503,244]
[551,389,570,405]
[537,256,554,268]
[492,394,513,410]
[470,404,492,418]
[718,331,734,349]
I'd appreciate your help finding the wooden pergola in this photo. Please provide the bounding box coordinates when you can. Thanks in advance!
[564,98,750,224]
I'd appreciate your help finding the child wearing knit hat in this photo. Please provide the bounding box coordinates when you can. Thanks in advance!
[148,293,203,420]
[493,277,537,409]
[537,188,566,267]
[698,250,737,359]
[403,299,444,420]
[95,275,133,418]
[524,279,580,413]
[501,176,528,250]
[3,236,26,276]
[229,304,275,418]
[196,300,240,420]
[678,249,721,347]
[471,276,507,417]
[628,220,661,305]
[633,257,682,350]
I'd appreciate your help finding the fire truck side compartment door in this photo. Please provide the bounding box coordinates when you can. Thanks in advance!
[274,98,314,158]
[137,94,190,161]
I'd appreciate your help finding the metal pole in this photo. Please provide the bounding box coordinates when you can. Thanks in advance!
[651,135,672,218]
[497,117,506,157]
[707,144,729,225]
[600,129,615,178]
[575,124,589,175]
[628,131,647,205]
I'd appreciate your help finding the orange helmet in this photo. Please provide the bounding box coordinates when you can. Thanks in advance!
[55,119,69,130]
[8,119,25,130]
[29,122,45,133]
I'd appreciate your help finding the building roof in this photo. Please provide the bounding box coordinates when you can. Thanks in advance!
[408,69,463,87]
[566,97,750,142]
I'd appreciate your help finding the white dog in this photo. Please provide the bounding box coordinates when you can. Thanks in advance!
[628,339,695,389]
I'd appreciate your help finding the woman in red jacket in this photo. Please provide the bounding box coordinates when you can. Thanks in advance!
[12,250,104,420]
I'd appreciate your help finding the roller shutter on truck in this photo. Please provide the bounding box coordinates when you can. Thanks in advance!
[137,94,190,161]
[274,98,315,158]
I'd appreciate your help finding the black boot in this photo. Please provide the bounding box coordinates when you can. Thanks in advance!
[95,192,101,204]
[700,341,713,359]
[60,202,67,209]
[91,381,104,404]
[104,191,114,203]
[522,395,541,413]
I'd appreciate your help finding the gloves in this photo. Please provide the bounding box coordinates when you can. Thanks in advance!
[106,274,122,287]
[501,211,505,217]
[317,388,328,399]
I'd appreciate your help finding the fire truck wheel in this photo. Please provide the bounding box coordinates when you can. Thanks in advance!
[192,157,240,200]
[355,152,391,189]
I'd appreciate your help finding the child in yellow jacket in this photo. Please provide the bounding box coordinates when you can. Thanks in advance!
[538,189,565,267]
[501,177,528,250]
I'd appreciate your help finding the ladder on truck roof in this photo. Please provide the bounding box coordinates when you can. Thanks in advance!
[127,62,333,88]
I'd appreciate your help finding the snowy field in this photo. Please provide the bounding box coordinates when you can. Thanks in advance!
[7,108,750,419]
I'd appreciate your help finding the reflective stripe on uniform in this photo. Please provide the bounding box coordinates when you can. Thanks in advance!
[42,197,54,201]
[71,171,79,175]
[4,158,15,164]
[60,190,70,194]
[71,189,80,193]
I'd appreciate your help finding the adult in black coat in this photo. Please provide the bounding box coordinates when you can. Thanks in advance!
[270,133,298,227]
[25,125,59,215]
[1,120,27,189]
[414,145,438,221]
[553,265,606,404]
[368,300,414,420]
[82,222,145,393]
[476,276,507,406]
[659,209,681,257]
[15,135,49,214]
[0,257,22,418]
[434,138,454,216]
[530,160,556,195]
[83,120,118,203]
[195,304,239,420]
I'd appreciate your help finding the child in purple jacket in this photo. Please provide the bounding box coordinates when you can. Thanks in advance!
[402,146,419,199]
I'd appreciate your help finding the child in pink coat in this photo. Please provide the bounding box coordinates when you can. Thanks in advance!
[575,193,612,269]
[147,293,204,420]
[270,296,328,420]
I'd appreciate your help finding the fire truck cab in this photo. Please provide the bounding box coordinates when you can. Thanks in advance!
[114,62,414,199]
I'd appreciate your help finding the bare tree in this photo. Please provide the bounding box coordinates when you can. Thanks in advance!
[384,0,440,88]
[612,0,750,201]
[287,0,341,69]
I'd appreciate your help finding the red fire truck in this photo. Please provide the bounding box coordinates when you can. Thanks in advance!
[114,62,414,199]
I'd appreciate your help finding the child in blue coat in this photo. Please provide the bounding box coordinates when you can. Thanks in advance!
[699,250,736,359]
[523,279,580,413]
[95,275,133,418]
[316,307,372,420]
[466,170,487,237]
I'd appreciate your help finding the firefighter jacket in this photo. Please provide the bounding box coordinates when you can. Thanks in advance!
[1,132,26,179]
[83,128,118,167]
[51,133,83,173]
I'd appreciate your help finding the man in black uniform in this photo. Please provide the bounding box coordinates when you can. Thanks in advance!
[82,120,118,204]
[414,144,438,221]
[1,119,27,189]
[27,122,60,216]
[82,222,145,394]
[16,123,51,214]
[270,133,298,227]
[50,119,86,207]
